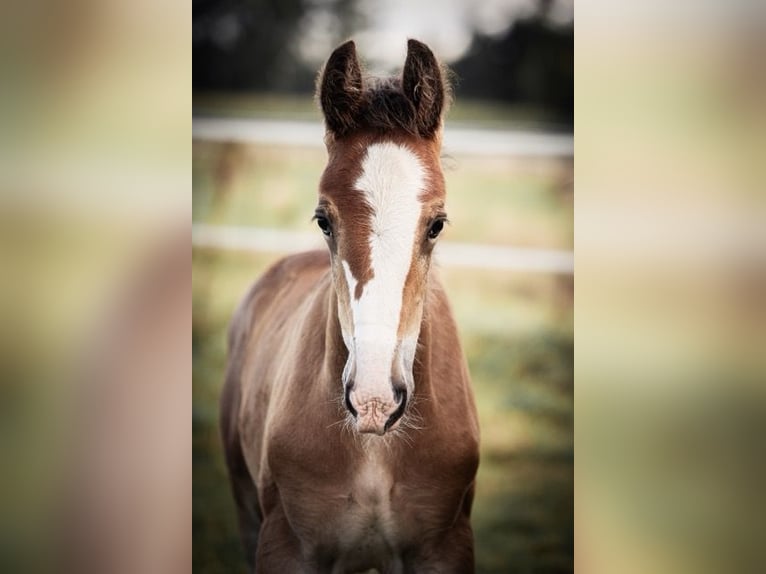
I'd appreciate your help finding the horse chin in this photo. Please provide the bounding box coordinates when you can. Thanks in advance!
[356,419,388,436]
[354,409,389,435]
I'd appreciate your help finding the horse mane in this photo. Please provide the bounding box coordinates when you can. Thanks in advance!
[362,74,452,136]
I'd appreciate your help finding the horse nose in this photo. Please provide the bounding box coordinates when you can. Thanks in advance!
[344,383,407,435]
[385,387,407,431]
[344,384,358,418]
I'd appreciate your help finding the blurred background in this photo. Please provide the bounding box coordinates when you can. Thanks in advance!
[0,0,190,569]
[576,3,766,573]
[193,0,573,572]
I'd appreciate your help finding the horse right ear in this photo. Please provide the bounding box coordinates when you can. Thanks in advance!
[318,40,363,137]
[402,39,446,138]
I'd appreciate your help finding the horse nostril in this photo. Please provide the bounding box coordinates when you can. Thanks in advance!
[344,385,357,418]
[385,388,407,432]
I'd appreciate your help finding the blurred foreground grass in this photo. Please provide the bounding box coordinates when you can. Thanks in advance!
[192,140,573,573]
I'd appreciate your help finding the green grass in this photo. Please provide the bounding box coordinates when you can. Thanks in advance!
[192,137,573,572]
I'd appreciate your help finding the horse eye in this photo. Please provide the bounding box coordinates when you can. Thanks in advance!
[316,217,332,236]
[427,219,445,240]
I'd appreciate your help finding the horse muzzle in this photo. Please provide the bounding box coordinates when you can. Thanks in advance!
[345,384,407,435]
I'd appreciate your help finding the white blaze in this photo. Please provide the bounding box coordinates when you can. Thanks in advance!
[341,142,425,401]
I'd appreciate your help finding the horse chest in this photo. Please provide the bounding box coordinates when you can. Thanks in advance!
[278,442,408,569]
[342,453,397,541]
[338,451,448,574]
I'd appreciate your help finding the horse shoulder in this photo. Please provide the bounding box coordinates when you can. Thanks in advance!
[228,250,330,354]
[226,251,333,480]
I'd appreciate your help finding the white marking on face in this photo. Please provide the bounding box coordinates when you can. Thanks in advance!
[340,259,357,352]
[341,142,425,401]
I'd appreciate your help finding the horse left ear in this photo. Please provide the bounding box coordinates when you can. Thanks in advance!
[402,39,447,138]
[318,40,364,137]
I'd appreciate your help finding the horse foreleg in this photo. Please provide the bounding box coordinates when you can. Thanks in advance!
[405,517,476,574]
[220,374,261,572]
[255,506,308,574]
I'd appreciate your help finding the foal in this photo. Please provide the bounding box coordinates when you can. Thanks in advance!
[221,39,480,573]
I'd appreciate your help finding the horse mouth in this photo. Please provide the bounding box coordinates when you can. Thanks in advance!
[352,390,407,435]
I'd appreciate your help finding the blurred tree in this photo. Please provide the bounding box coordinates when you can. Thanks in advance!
[193,0,364,93]
[193,0,312,92]
[451,14,573,126]
[193,0,572,126]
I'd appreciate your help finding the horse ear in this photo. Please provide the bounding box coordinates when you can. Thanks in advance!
[318,40,363,137]
[402,39,446,138]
